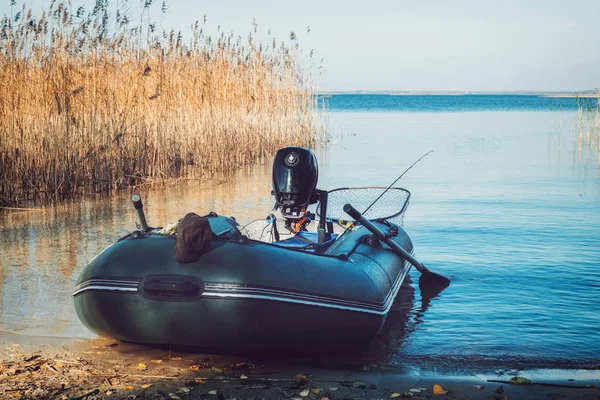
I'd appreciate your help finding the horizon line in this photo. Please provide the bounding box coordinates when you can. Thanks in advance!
[318,89,599,96]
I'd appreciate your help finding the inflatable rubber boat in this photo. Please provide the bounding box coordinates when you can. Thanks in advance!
[73,147,430,350]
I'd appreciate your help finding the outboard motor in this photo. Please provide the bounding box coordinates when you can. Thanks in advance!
[272,147,330,245]
[272,147,318,220]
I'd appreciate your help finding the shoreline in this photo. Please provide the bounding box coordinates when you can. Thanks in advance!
[319,91,600,98]
[542,94,599,98]
[1,332,598,399]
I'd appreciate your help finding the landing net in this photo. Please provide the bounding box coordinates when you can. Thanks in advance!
[318,186,410,226]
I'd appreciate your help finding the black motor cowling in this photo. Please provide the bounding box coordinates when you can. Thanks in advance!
[272,147,318,219]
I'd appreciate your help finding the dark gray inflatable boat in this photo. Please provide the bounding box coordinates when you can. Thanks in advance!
[73,147,416,350]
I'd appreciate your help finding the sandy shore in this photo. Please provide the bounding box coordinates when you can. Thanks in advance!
[1,332,598,400]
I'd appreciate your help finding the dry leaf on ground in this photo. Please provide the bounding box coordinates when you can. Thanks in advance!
[433,384,448,395]
[509,376,533,385]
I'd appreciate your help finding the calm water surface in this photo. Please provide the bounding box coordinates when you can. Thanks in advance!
[323,93,591,112]
[1,95,599,370]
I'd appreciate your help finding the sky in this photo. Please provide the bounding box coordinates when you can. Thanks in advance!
[3,0,600,92]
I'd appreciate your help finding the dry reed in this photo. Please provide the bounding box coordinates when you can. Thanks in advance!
[0,1,322,206]
[576,91,600,148]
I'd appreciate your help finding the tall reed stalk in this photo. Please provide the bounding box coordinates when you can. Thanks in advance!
[576,91,600,148]
[0,1,322,206]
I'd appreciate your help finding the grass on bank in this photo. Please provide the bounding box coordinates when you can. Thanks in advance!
[0,1,323,206]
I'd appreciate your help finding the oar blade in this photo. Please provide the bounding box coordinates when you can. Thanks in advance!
[418,269,450,299]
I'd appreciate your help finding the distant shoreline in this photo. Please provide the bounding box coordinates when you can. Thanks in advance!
[542,94,599,98]
[320,91,599,98]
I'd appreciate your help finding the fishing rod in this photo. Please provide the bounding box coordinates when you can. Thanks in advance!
[343,149,450,290]
[361,150,434,216]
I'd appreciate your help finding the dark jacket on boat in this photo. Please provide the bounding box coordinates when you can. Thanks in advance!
[175,213,214,263]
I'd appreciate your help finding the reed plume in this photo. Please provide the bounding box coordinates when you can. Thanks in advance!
[0,1,322,206]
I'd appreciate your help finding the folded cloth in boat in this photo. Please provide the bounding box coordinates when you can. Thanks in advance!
[175,213,214,263]
[158,222,178,235]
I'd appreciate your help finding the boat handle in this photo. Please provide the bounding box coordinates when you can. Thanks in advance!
[144,280,198,295]
[140,274,204,301]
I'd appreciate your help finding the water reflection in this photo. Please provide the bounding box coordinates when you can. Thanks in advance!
[362,278,416,364]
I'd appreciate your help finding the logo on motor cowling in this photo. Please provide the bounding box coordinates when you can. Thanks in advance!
[284,152,300,167]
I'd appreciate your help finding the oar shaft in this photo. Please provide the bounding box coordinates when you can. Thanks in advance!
[343,204,428,273]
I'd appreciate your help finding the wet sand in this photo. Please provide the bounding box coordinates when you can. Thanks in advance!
[1,332,598,400]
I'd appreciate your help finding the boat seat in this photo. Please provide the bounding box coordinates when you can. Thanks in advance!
[273,231,338,250]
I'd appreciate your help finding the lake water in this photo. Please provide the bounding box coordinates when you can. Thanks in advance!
[1,94,599,370]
